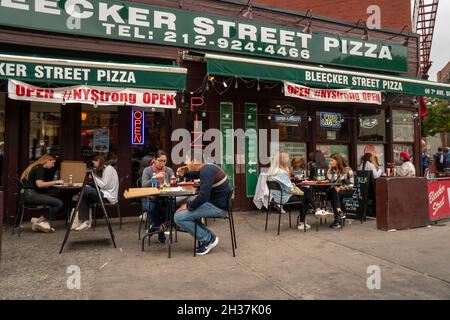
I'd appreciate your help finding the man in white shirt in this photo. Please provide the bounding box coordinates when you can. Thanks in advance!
[397,152,416,177]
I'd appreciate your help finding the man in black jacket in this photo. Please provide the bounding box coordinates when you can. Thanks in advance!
[174,158,230,256]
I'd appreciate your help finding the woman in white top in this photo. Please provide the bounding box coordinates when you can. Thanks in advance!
[75,154,119,231]
[359,153,382,179]
[268,152,323,230]
[397,152,416,177]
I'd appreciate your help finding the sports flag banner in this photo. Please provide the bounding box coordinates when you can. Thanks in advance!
[8,80,177,109]
[284,81,382,105]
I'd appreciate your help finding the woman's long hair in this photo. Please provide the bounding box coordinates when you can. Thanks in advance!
[314,150,328,170]
[268,152,290,176]
[20,154,56,181]
[330,153,348,173]
[93,154,106,177]
[361,153,372,170]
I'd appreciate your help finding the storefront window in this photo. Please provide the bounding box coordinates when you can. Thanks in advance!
[270,101,308,142]
[0,93,5,186]
[81,105,118,165]
[392,110,414,142]
[315,111,350,142]
[316,144,349,166]
[357,109,386,142]
[357,144,385,172]
[393,144,414,166]
[29,102,61,161]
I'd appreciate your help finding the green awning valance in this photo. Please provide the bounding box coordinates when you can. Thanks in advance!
[205,53,450,99]
[0,53,187,90]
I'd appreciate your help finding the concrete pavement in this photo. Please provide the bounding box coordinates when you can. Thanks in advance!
[1,211,450,299]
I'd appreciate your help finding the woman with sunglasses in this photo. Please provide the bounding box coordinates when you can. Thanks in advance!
[141,150,174,243]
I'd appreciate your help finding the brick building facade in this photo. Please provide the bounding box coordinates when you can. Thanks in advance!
[254,0,411,31]
[437,62,450,83]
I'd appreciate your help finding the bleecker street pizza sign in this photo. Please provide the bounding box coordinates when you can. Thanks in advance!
[0,0,408,73]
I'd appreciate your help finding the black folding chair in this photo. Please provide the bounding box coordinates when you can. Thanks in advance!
[193,189,237,257]
[11,177,51,237]
[265,180,304,235]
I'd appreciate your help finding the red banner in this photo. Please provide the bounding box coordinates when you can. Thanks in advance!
[284,81,382,105]
[427,179,450,221]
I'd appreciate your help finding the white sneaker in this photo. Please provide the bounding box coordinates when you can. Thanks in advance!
[298,222,311,230]
[139,211,148,221]
[34,221,52,233]
[274,204,286,214]
[75,221,91,231]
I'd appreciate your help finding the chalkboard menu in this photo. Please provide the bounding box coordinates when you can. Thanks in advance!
[343,171,372,219]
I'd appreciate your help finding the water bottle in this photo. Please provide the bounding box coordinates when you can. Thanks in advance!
[53,172,58,181]
[68,174,73,187]
[151,174,158,188]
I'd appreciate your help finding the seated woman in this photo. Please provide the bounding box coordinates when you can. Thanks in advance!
[307,150,328,181]
[75,154,119,231]
[20,154,64,233]
[141,150,174,243]
[268,152,324,230]
[397,151,416,177]
[326,153,354,229]
[359,153,382,179]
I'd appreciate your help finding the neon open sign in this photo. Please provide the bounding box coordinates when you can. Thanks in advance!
[132,110,144,145]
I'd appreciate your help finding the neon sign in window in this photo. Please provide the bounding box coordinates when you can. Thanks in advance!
[131,110,144,145]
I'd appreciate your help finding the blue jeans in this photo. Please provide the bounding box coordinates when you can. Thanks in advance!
[174,202,227,243]
[142,198,166,229]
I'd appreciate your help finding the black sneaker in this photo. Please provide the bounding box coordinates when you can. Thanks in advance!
[158,232,166,244]
[195,235,219,256]
[329,220,341,228]
[147,225,158,234]
[338,212,347,219]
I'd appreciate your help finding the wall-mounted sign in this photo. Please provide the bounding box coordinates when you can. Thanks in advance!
[284,81,382,105]
[280,105,296,116]
[8,80,177,109]
[320,112,342,129]
[274,115,302,124]
[360,117,378,129]
[0,1,407,73]
[132,111,145,145]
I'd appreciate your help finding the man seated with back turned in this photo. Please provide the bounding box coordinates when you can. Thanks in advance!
[174,153,231,256]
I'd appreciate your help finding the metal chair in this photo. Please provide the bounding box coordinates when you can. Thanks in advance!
[193,189,237,257]
[265,180,304,235]
[92,174,128,230]
[11,177,51,237]
[137,177,151,240]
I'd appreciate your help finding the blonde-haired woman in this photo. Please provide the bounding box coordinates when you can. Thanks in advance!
[20,154,64,232]
[268,152,322,230]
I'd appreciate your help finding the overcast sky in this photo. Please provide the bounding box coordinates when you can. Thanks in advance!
[411,1,450,80]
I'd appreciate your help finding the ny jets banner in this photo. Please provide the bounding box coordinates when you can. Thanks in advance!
[283,81,382,105]
[8,80,177,109]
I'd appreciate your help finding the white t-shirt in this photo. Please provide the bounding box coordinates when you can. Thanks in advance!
[359,161,382,179]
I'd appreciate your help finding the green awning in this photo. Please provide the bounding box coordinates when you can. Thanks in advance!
[0,53,187,90]
[205,53,450,99]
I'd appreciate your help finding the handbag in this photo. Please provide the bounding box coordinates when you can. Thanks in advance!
[293,185,304,196]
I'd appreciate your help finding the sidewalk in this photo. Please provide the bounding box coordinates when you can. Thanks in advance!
[1,212,450,299]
